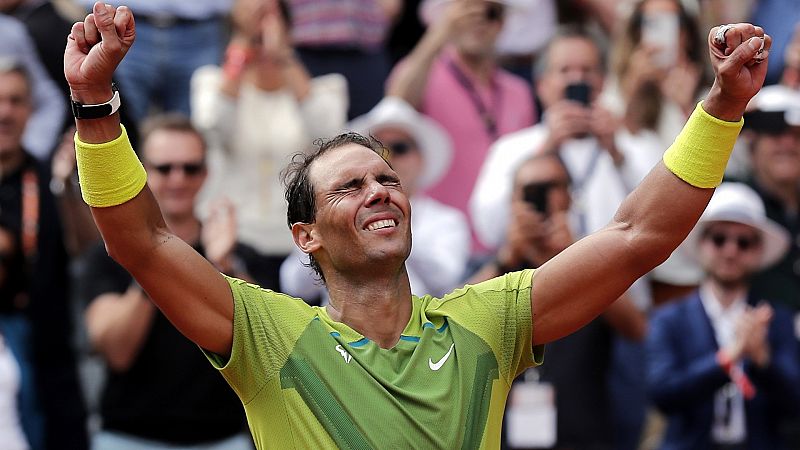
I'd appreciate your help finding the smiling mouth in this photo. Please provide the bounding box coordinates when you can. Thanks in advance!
[365,219,397,231]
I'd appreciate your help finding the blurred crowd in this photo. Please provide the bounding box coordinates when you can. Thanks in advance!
[1,0,800,449]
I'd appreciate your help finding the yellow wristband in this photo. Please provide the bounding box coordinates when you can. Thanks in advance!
[75,125,147,207]
[663,102,744,189]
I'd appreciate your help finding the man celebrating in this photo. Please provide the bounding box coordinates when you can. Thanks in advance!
[66,3,772,448]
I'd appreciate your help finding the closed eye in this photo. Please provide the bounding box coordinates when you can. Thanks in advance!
[377,173,401,186]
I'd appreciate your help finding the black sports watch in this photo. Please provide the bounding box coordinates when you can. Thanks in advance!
[70,83,121,119]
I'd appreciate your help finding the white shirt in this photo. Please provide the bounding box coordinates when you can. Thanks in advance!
[280,195,471,300]
[699,283,748,444]
[469,122,663,308]
[0,335,28,450]
[191,66,348,255]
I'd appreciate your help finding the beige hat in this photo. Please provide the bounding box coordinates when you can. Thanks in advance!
[684,182,790,269]
[347,97,453,191]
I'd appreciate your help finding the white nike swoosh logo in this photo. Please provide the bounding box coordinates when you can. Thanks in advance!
[429,343,455,371]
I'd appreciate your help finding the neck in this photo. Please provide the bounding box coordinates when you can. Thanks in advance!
[165,214,201,244]
[455,50,495,83]
[704,279,747,309]
[324,267,413,349]
[246,63,286,92]
[755,174,799,212]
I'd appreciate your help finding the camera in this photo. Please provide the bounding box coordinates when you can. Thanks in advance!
[522,182,549,214]
[565,82,591,106]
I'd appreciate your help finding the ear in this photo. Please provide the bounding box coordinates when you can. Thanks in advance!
[291,222,320,254]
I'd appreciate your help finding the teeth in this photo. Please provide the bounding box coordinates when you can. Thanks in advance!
[366,219,396,231]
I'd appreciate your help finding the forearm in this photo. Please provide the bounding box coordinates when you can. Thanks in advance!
[386,29,447,107]
[283,56,312,102]
[86,289,156,371]
[614,100,744,271]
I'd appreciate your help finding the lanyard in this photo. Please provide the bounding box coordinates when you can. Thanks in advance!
[569,146,602,236]
[21,168,39,260]
[446,58,501,140]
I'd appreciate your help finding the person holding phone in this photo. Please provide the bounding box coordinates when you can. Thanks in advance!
[606,0,707,148]
[470,153,647,450]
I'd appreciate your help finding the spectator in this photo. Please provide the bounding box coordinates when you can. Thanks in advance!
[471,27,661,257]
[739,85,800,312]
[280,97,470,300]
[388,0,535,253]
[0,15,65,161]
[471,153,646,449]
[647,182,800,449]
[288,0,401,119]
[0,58,87,450]
[192,0,348,290]
[605,0,707,148]
[76,0,233,123]
[494,0,557,85]
[80,114,254,450]
[0,219,30,450]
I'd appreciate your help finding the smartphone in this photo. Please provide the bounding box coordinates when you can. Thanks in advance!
[564,82,591,106]
[641,11,679,68]
[522,182,549,214]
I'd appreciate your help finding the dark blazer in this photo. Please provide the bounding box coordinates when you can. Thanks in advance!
[646,291,800,450]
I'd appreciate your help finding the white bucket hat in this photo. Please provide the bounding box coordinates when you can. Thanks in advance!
[684,182,790,269]
[747,84,800,124]
[347,96,453,191]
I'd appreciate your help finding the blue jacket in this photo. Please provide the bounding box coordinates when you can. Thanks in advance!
[646,291,800,450]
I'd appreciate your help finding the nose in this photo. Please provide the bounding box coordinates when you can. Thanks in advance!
[364,179,391,207]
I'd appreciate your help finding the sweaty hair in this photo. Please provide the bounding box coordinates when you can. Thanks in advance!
[281,132,390,282]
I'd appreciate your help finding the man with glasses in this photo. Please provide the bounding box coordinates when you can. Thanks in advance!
[79,114,254,450]
[646,182,800,449]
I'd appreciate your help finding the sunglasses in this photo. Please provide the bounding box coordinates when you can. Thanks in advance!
[485,2,505,22]
[705,232,761,252]
[385,141,417,156]
[147,161,205,177]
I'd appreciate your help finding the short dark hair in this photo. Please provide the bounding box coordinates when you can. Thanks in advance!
[534,26,606,77]
[139,113,207,159]
[0,57,32,98]
[281,132,389,282]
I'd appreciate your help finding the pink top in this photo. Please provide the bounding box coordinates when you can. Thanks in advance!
[405,48,535,252]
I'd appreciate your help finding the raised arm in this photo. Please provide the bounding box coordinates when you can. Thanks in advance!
[530,24,771,346]
[66,3,234,356]
[385,1,483,108]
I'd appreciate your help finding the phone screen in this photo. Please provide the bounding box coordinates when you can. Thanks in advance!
[565,82,591,106]
[641,11,679,68]
[522,183,549,214]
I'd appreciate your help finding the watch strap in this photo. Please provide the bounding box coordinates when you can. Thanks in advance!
[71,85,121,120]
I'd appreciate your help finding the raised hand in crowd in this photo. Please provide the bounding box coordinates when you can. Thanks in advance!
[729,303,774,368]
[221,0,310,100]
[202,198,250,279]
